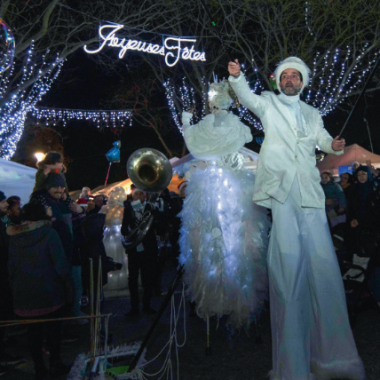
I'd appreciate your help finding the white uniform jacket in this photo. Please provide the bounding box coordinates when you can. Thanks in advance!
[229,74,343,209]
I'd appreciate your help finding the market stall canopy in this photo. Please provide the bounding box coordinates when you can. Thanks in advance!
[317,144,380,175]
[0,159,37,205]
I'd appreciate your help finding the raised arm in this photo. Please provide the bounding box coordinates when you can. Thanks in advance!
[228,60,269,119]
[182,111,193,132]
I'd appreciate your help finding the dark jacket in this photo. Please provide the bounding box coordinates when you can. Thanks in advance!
[0,215,13,319]
[81,213,115,288]
[121,202,159,254]
[347,182,380,228]
[7,220,73,311]
[342,184,354,203]
[30,190,74,266]
[0,216,9,282]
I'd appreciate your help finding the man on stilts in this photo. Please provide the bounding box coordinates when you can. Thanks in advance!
[228,57,365,380]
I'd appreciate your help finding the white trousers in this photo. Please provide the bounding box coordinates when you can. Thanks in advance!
[268,178,365,380]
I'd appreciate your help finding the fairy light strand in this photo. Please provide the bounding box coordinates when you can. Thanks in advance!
[32,107,133,128]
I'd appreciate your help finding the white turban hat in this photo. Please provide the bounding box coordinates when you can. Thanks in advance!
[274,56,311,94]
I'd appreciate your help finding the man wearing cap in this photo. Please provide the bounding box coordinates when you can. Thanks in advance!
[228,58,365,380]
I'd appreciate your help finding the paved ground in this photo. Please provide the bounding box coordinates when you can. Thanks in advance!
[2,261,380,380]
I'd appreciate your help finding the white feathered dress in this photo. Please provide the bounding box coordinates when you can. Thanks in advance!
[179,110,270,329]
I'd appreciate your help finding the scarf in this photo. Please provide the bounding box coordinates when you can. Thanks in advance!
[278,93,308,138]
[340,183,351,190]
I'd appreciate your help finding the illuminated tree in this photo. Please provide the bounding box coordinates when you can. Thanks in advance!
[2,0,379,159]
[0,0,186,158]
[152,0,380,130]
[83,0,380,134]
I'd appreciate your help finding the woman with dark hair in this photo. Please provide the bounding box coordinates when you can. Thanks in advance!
[340,171,355,196]
[7,202,73,379]
[347,166,379,234]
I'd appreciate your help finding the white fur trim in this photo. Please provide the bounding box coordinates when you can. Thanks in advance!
[274,56,311,93]
[311,358,366,380]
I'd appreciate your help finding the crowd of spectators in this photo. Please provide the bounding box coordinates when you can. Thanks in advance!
[320,160,380,314]
[0,151,187,379]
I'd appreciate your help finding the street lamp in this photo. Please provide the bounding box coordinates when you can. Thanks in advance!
[34,152,45,162]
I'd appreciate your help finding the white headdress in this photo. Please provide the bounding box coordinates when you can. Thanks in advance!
[274,56,311,94]
[208,80,235,112]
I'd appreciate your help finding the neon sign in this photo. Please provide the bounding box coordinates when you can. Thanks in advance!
[84,25,206,67]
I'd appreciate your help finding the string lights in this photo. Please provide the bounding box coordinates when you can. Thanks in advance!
[163,75,264,134]
[306,45,380,116]
[162,79,183,133]
[32,107,133,128]
[0,42,64,160]
[0,42,133,159]
[164,42,380,136]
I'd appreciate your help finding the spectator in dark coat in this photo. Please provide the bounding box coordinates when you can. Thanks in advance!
[122,189,159,316]
[0,192,25,374]
[339,172,355,200]
[346,165,380,255]
[30,173,84,267]
[0,192,11,326]
[80,212,118,309]
[7,203,73,380]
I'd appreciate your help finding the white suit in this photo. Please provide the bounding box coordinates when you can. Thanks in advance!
[229,73,365,380]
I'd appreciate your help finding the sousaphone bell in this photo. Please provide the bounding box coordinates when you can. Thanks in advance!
[122,148,173,251]
[126,148,172,193]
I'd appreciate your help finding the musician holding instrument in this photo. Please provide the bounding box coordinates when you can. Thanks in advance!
[121,188,159,317]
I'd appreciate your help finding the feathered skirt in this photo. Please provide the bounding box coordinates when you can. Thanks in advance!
[178,162,270,329]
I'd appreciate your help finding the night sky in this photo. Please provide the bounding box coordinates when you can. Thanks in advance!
[13,45,380,192]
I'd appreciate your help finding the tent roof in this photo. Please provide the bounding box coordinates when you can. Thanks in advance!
[317,144,380,173]
[0,159,37,205]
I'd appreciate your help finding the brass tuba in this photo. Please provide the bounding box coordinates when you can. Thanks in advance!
[122,148,172,251]
[126,148,172,193]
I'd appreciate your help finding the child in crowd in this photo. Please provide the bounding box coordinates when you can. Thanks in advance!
[320,172,346,229]
[33,152,67,192]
